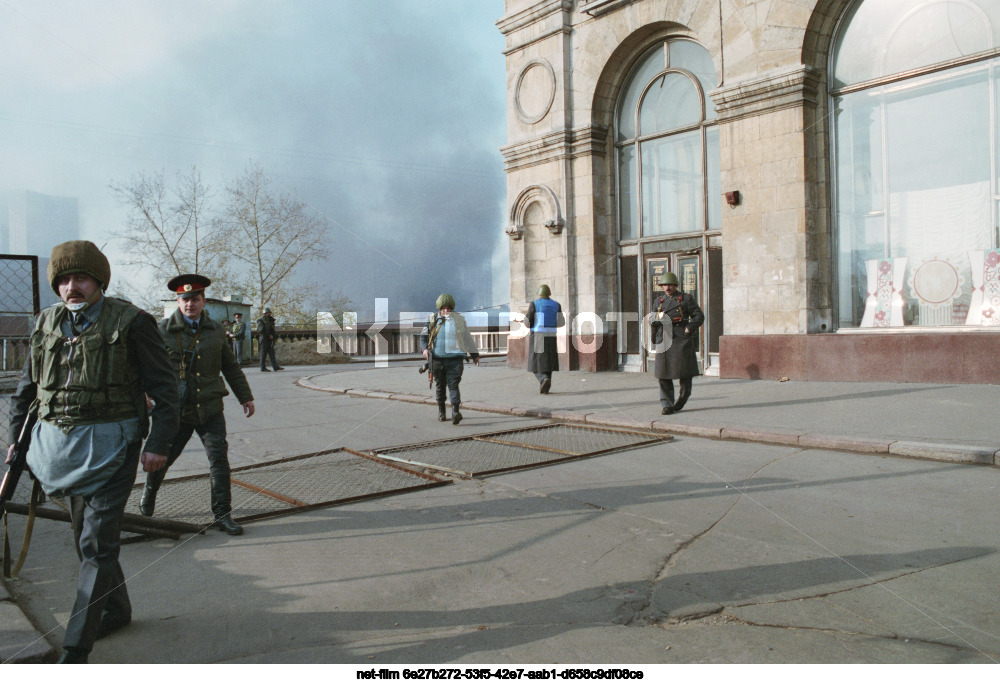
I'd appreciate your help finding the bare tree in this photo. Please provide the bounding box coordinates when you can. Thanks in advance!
[216,163,331,318]
[109,166,217,279]
[279,286,354,327]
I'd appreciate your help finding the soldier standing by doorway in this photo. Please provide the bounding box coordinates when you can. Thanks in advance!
[651,272,705,415]
[526,284,564,394]
[139,274,255,535]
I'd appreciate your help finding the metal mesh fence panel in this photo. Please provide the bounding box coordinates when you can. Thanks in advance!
[124,449,448,526]
[373,424,667,476]
[1,255,40,506]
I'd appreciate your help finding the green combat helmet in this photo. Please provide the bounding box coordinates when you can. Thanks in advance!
[656,272,679,286]
[47,240,111,293]
[436,293,456,310]
[536,284,551,298]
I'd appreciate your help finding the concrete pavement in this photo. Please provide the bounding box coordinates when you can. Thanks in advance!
[303,359,1000,465]
[2,360,999,664]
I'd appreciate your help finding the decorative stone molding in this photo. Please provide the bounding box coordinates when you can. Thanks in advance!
[501,125,609,172]
[507,184,563,240]
[711,65,823,123]
[580,0,635,17]
[514,59,556,124]
[496,0,571,36]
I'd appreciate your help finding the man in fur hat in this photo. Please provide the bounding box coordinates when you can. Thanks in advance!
[6,240,179,663]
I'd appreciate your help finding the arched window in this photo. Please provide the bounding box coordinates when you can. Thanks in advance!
[616,39,719,241]
[832,0,1000,329]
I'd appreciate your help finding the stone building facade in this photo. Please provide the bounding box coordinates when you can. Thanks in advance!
[500,0,1000,383]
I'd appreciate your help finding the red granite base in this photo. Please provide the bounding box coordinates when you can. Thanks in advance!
[506,333,618,372]
[720,332,1000,383]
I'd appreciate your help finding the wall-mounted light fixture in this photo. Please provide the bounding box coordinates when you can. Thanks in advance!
[724,190,741,207]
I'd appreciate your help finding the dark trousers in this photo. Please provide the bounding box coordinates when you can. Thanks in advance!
[432,356,464,406]
[259,340,278,370]
[233,339,244,363]
[64,441,141,653]
[534,371,552,385]
[659,377,693,410]
[164,413,233,517]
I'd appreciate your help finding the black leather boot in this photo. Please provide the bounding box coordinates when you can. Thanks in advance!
[57,647,89,663]
[452,404,462,425]
[674,382,691,412]
[213,514,244,535]
[210,475,243,535]
[139,470,165,516]
[437,402,447,422]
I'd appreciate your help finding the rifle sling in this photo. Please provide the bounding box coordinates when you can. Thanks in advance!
[2,479,41,579]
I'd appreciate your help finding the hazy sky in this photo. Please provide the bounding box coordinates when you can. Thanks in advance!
[0,0,509,319]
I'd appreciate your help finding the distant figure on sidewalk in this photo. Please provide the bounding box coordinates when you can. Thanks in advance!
[227,312,247,362]
[256,307,283,372]
[526,284,564,394]
[141,274,255,536]
[419,293,480,424]
[651,272,704,415]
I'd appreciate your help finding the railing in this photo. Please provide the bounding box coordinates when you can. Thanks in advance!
[255,324,509,357]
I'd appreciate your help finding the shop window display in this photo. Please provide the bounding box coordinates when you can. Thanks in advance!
[833,0,1000,328]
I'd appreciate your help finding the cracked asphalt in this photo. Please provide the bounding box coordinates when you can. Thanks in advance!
[3,362,998,663]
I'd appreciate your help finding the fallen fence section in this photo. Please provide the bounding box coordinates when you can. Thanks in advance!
[370,423,670,477]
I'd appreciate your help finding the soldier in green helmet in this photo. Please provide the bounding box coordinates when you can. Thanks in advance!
[651,271,705,415]
[5,240,179,662]
[419,293,480,424]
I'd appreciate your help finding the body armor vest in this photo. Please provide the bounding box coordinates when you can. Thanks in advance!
[531,298,560,334]
[30,297,146,426]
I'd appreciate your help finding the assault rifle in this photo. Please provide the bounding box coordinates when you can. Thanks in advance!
[1,406,37,517]
[418,361,433,389]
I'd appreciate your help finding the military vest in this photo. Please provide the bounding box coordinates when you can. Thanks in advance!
[29,297,146,426]
[531,298,560,334]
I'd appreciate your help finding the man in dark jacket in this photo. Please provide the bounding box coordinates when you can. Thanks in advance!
[6,241,179,663]
[651,272,705,415]
[139,274,255,535]
[256,307,282,372]
[526,284,564,394]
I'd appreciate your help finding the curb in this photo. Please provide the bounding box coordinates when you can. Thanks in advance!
[295,377,1000,467]
[1,582,55,664]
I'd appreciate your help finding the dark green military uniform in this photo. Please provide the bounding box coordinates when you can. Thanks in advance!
[142,308,254,527]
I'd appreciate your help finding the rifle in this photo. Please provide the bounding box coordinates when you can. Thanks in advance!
[1,405,37,517]
[2,404,40,579]
[419,314,442,390]
[418,361,433,389]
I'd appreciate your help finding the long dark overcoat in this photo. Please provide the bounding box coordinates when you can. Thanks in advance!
[526,299,563,374]
[651,291,705,380]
